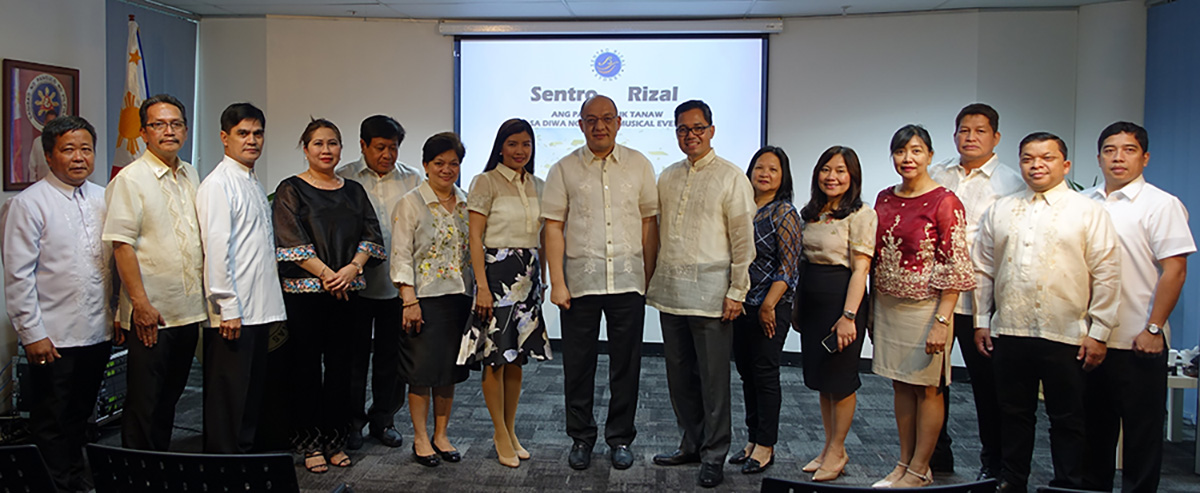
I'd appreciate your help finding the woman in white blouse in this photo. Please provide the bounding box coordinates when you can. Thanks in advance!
[458,118,552,468]
[391,132,472,467]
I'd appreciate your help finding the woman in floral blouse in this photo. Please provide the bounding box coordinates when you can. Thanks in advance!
[390,132,472,467]
[273,118,385,473]
[870,124,975,488]
[458,118,551,468]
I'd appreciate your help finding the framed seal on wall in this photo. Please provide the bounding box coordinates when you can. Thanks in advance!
[3,59,79,191]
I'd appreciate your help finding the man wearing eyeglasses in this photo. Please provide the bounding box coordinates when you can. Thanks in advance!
[649,99,756,488]
[104,94,205,451]
[543,95,659,471]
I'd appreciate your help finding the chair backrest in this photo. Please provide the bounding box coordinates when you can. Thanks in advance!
[762,477,998,493]
[1036,487,1097,493]
[0,444,57,493]
[86,443,300,493]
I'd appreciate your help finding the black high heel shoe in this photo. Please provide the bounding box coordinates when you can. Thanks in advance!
[413,444,441,467]
[432,443,461,463]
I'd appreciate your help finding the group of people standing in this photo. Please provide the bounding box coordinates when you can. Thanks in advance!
[3,91,1190,493]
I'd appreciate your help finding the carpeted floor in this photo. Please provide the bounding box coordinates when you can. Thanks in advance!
[96,353,1199,492]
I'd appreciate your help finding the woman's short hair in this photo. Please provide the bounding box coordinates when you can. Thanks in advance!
[744,146,794,204]
[422,131,466,163]
[890,124,933,155]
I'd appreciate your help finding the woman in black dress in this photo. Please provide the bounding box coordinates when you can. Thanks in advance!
[729,146,802,475]
[458,118,551,468]
[391,132,472,467]
[796,146,876,482]
[273,118,385,473]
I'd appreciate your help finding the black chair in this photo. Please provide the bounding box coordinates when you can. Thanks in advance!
[762,477,998,493]
[1036,487,1097,493]
[0,444,57,493]
[86,443,301,493]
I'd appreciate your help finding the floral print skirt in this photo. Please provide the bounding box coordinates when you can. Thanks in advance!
[457,247,552,367]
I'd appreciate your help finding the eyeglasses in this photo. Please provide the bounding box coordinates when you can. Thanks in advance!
[145,121,187,132]
[675,125,711,137]
[583,116,616,127]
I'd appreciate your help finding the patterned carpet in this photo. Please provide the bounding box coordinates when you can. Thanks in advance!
[96,350,1199,492]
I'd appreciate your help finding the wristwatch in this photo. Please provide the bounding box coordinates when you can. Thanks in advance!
[935,314,950,326]
[842,310,856,321]
[1146,323,1162,335]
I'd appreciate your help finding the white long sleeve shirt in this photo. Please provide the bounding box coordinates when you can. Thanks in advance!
[647,149,756,318]
[196,156,286,326]
[973,180,1121,345]
[336,158,422,299]
[4,173,112,347]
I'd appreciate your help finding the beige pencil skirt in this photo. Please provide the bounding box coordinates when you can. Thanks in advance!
[871,292,953,387]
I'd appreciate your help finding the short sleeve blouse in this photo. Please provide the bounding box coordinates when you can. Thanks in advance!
[272,177,386,294]
[801,206,878,268]
[467,166,543,249]
[872,186,976,300]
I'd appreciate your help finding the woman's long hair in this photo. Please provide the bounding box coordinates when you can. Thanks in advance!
[483,118,535,175]
[799,146,864,222]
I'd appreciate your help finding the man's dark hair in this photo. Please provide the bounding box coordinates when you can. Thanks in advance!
[1097,121,1148,154]
[890,124,934,155]
[220,103,265,133]
[674,100,713,125]
[954,103,1000,133]
[139,94,188,128]
[41,115,96,156]
[1019,132,1068,160]
[422,131,466,163]
[360,115,406,146]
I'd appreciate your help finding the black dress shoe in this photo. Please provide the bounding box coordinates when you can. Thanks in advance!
[610,445,634,470]
[431,443,461,462]
[652,449,701,466]
[412,445,440,467]
[929,453,954,474]
[346,430,364,450]
[741,454,773,474]
[727,449,749,465]
[568,442,592,470]
[698,463,724,488]
[995,480,1026,493]
[976,467,995,481]
[370,427,404,448]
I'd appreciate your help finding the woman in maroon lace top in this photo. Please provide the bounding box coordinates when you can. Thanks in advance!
[870,125,975,488]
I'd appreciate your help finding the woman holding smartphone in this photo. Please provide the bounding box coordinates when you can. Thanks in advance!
[796,146,875,482]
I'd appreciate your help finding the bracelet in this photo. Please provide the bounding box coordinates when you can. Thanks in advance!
[402,299,419,307]
[320,266,329,278]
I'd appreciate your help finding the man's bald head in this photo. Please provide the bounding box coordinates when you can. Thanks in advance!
[578,95,622,159]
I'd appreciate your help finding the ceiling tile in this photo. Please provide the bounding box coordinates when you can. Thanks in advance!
[215,3,408,17]
[566,1,756,18]
[749,0,947,17]
[381,2,574,18]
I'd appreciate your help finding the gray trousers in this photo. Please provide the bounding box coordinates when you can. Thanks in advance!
[660,312,732,465]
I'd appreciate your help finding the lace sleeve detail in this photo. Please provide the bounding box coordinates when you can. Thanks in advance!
[358,241,386,260]
[930,194,977,292]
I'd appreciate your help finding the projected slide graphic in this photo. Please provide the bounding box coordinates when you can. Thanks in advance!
[457,37,766,183]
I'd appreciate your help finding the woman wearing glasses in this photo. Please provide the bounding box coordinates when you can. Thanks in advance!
[391,132,472,467]
[272,118,385,473]
[458,118,552,468]
[795,146,875,482]
[870,125,974,488]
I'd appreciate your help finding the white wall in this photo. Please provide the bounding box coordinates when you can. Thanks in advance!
[195,5,1145,349]
[196,18,267,176]
[0,0,108,410]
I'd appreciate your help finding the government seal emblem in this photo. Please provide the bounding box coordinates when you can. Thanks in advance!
[24,74,67,132]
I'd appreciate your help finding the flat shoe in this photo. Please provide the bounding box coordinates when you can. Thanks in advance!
[727,449,750,465]
[412,444,441,467]
[432,443,461,463]
[741,455,773,474]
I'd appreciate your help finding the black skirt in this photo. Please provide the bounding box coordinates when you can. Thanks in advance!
[400,293,471,387]
[798,263,867,395]
[458,248,552,367]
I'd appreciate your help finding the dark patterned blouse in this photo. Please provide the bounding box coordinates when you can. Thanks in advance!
[746,200,803,306]
[272,176,385,294]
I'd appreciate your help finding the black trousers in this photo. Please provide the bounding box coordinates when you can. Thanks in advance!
[731,302,789,447]
[1082,348,1167,492]
[203,323,271,453]
[934,314,1003,473]
[28,341,110,493]
[561,292,644,448]
[349,297,405,435]
[661,312,732,465]
[122,323,199,451]
[284,293,360,453]
[993,335,1087,490]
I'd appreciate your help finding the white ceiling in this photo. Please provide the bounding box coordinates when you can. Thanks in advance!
[147,0,1120,20]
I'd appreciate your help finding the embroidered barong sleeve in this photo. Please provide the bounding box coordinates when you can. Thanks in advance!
[389,196,418,288]
[4,199,48,344]
[929,193,976,293]
[467,173,494,217]
[849,208,877,258]
[972,204,997,329]
[271,180,317,263]
[101,174,142,246]
[725,177,757,302]
[1083,208,1121,342]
